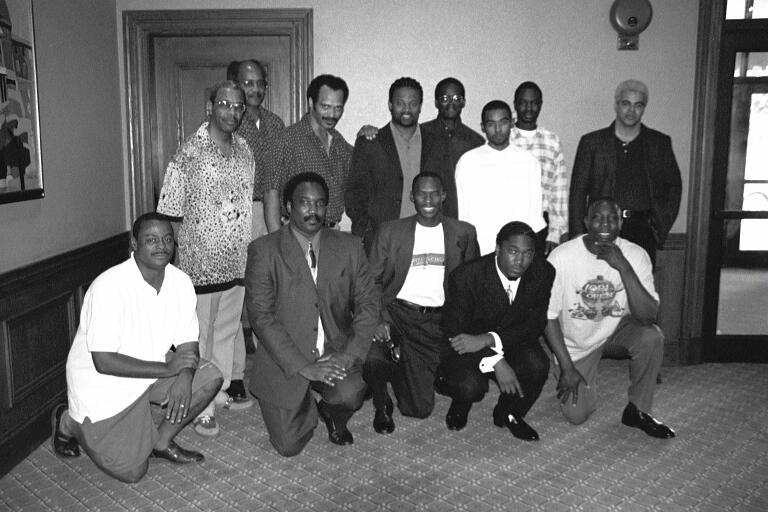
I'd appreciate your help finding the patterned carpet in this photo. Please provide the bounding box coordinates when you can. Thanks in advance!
[1,360,767,511]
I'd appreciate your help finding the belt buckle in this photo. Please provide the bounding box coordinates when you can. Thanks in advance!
[621,209,631,219]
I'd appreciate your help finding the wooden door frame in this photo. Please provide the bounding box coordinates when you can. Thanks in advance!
[683,0,768,363]
[123,9,313,220]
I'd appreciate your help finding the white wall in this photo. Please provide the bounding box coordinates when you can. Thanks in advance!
[0,0,124,273]
[116,0,697,233]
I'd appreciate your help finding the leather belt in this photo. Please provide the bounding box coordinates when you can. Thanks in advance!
[621,209,651,219]
[395,298,442,314]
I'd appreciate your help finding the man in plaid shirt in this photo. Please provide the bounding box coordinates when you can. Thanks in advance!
[510,81,569,255]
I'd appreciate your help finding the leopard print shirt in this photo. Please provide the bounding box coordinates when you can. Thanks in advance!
[157,122,254,287]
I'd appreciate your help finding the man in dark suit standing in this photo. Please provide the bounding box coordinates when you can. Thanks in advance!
[438,222,554,441]
[244,172,379,456]
[345,77,439,248]
[569,79,682,266]
[364,172,479,434]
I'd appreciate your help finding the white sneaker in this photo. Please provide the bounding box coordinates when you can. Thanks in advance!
[193,415,219,437]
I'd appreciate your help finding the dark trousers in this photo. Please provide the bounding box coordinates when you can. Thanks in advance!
[439,340,549,418]
[258,362,365,457]
[364,302,443,418]
[620,215,657,267]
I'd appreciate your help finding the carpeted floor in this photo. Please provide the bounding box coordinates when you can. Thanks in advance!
[1,360,767,511]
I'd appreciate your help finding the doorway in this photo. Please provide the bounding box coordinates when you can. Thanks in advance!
[123,9,313,219]
[704,17,768,361]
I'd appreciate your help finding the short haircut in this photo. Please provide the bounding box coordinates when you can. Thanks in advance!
[411,171,444,192]
[307,74,349,103]
[587,196,622,216]
[514,81,543,102]
[283,172,329,208]
[132,212,171,239]
[389,76,423,103]
[229,59,267,81]
[614,79,649,104]
[496,221,537,246]
[208,80,245,103]
[434,77,465,100]
[481,100,512,123]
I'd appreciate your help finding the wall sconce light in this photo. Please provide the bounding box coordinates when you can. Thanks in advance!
[610,0,653,51]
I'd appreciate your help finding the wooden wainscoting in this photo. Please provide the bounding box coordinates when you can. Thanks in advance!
[655,233,687,366]
[0,233,129,476]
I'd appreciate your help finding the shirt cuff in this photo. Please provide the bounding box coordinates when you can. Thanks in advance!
[488,332,503,354]
[479,354,504,373]
[479,332,505,373]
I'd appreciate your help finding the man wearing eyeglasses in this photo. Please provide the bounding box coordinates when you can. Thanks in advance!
[227,60,285,241]
[157,80,254,438]
[510,81,569,256]
[224,60,285,413]
[345,77,441,249]
[421,77,485,219]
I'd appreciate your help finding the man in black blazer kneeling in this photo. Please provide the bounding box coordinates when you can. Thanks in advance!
[437,221,554,441]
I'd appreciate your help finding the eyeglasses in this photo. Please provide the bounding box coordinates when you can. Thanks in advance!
[241,79,268,89]
[438,94,464,105]
[216,99,246,113]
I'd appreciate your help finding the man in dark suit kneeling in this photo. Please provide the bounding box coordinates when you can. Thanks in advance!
[437,221,554,441]
[364,172,479,434]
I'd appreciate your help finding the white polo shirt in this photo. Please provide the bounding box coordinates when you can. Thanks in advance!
[66,255,199,423]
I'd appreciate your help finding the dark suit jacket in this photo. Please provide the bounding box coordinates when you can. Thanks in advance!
[367,215,480,323]
[245,226,379,408]
[441,254,555,366]
[569,122,682,247]
[345,124,440,247]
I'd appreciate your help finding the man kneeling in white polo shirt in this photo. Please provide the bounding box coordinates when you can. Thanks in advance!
[51,212,222,483]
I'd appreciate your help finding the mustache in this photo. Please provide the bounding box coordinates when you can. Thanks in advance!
[322,117,338,123]
[303,214,322,223]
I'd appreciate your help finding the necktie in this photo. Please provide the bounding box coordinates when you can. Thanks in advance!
[308,242,317,269]
[506,285,514,305]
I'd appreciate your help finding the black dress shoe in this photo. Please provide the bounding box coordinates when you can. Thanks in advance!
[151,441,204,463]
[318,402,353,445]
[493,410,539,441]
[373,403,395,434]
[621,403,675,439]
[51,404,80,458]
[445,401,470,431]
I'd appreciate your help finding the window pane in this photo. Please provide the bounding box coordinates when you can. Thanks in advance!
[727,0,768,19]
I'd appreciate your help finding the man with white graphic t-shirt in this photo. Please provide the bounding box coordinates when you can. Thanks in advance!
[364,172,479,434]
[545,197,675,439]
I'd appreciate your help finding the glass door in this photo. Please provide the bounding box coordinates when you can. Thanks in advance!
[703,20,768,362]
[705,21,768,361]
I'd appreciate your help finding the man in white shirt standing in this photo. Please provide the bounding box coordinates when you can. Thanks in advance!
[364,172,479,434]
[51,213,222,482]
[545,197,675,439]
[455,100,546,255]
[511,81,569,255]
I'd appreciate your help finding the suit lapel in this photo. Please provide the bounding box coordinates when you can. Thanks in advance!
[281,226,320,295]
[379,125,403,179]
[420,126,435,169]
[442,218,461,274]
[483,255,509,311]
[314,229,337,294]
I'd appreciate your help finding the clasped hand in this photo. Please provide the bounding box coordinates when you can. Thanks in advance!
[299,353,352,386]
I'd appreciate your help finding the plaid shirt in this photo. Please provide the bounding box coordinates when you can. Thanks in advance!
[264,113,352,224]
[510,126,569,243]
[235,106,284,201]
[157,122,254,289]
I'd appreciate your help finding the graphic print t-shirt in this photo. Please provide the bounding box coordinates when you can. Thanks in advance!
[546,235,658,361]
[396,223,445,307]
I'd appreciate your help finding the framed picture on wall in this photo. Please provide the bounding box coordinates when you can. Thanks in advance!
[0,0,42,205]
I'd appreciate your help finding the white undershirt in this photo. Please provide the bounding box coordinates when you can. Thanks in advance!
[396,223,445,307]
